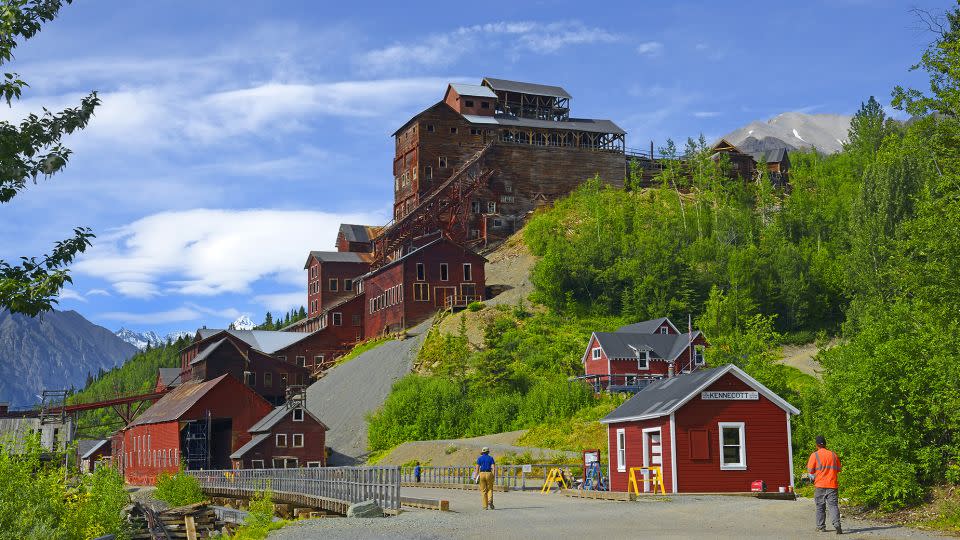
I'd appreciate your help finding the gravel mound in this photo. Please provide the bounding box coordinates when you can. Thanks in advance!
[305,321,431,465]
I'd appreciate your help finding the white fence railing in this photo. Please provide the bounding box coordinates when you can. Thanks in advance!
[187,466,401,512]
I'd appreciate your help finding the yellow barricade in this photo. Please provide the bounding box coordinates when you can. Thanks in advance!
[540,467,570,493]
[627,466,665,495]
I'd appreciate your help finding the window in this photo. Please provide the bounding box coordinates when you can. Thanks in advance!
[500,195,515,203]
[333,312,342,326]
[293,434,304,448]
[424,166,432,179]
[487,201,496,213]
[293,408,304,422]
[414,283,430,301]
[426,124,434,133]
[264,372,273,387]
[463,263,472,281]
[592,347,601,360]
[344,279,353,291]
[329,278,338,292]
[616,428,626,472]
[278,355,286,363]
[244,371,255,386]
[450,127,458,134]
[503,181,512,193]
[719,422,747,470]
[439,156,447,168]
[659,326,669,334]
[694,345,705,366]
[689,428,710,460]
[296,356,305,367]
[352,314,362,326]
[276,434,287,448]
[251,459,265,469]
[636,351,649,370]
[481,101,490,109]
[493,218,504,228]
[470,128,481,135]
[280,373,288,386]
[440,263,449,281]
[464,100,474,107]
[471,201,481,214]
[416,262,425,281]
[306,461,322,468]
[314,354,324,366]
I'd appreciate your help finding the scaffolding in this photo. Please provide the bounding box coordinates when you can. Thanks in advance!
[183,411,211,471]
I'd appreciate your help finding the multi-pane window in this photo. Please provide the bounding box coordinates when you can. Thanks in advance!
[333,312,342,326]
[472,201,481,214]
[276,434,287,447]
[719,422,747,470]
[694,346,706,365]
[293,434,304,448]
[636,351,649,369]
[487,201,497,213]
[470,128,481,135]
[329,278,338,292]
[592,347,601,360]
[414,283,430,302]
[440,263,449,281]
[616,429,626,472]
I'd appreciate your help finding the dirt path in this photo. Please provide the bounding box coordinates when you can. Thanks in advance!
[374,430,577,467]
[271,486,945,539]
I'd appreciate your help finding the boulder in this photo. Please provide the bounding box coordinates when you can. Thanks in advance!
[346,500,383,518]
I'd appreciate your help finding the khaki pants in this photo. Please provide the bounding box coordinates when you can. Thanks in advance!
[478,471,494,508]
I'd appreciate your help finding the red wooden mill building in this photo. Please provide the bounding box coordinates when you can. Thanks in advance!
[601,364,800,494]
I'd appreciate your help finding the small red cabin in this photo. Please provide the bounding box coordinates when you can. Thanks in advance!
[582,317,708,392]
[230,402,328,469]
[601,364,799,494]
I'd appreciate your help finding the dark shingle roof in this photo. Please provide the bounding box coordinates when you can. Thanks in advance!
[462,114,624,135]
[482,77,572,99]
[750,147,787,163]
[77,439,104,458]
[157,368,183,387]
[601,364,800,424]
[248,404,328,433]
[303,250,373,268]
[593,331,701,361]
[617,317,674,334]
[189,338,232,365]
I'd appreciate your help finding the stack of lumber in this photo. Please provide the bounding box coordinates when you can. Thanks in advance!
[128,501,226,539]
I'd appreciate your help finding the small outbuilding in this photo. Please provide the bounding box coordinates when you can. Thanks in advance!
[230,399,328,469]
[78,439,111,473]
[601,364,799,494]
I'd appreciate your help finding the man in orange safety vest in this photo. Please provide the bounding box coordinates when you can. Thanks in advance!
[807,435,842,534]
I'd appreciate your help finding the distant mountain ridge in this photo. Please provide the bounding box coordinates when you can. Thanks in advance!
[114,328,193,350]
[721,112,853,154]
[0,309,138,407]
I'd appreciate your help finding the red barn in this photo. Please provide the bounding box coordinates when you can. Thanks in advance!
[357,237,486,336]
[601,364,799,494]
[581,317,708,392]
[120,374,272,485]
[230,401,328,469]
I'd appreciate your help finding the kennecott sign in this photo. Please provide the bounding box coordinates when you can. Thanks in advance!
[701,391,759,400]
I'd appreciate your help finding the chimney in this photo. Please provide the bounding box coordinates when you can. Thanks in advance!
[667,363,675,378]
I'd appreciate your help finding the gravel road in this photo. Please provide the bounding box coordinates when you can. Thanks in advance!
[270,486,945,540]
[305,320,430,465]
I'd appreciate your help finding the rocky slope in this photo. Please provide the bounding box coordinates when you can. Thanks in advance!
[722,112,853,154]
[0,309,138,406]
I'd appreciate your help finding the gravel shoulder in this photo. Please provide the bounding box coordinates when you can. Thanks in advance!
[270,486,946,540]
[374,430,576,467]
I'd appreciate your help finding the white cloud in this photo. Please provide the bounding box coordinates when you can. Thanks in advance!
[358,21,621,74]
[86,288,111,297]
[254,291,307,313]
[693,111,721,118]
[57,288,87,302]
[636,41,664,56]
[74,208,386,299]
[99,303,243,325]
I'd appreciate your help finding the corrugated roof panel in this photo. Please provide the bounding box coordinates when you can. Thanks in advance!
[128,375,229,427]
[482,77,572,99]
[230,433,270,460]
[449,83,497,98]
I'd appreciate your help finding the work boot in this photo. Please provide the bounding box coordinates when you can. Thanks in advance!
[816,528,826,532]
[835,525,842,534]
[489,503,495,510]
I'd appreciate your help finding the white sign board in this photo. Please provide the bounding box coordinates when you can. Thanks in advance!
[701,391,759,400]
[522,464,532,473]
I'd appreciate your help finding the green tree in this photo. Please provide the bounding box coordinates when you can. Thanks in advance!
[0,0,100,316]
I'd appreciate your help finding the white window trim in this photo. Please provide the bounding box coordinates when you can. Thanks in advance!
[718,422,747,470]
[293,408,304,422]
[463,263,472,281]
[276,433,287,448]
[641,427,662,492]
[251,459,265,469]
[616,428,626,472]
[592,347,601,360]
[439,263,449,281]
[637,351,650,370]
[306,461,322,468]
[292,434,304,448]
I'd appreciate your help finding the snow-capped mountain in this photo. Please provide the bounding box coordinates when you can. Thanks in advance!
[721,112,853,154]
[230,315,255,330]
[115,328,192,350]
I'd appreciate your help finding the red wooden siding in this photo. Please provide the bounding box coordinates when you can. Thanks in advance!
[233,413,328,469]
[583,335,608,376]
[607,417,673,493]
[121,422,180,486]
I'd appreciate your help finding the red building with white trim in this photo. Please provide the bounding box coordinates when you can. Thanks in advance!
[230,401,328,469]
[601,364,799,493]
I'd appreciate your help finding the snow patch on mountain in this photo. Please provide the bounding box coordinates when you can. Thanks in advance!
[721,112,853,154]
[231,315,255,330]
[115,328,192,350]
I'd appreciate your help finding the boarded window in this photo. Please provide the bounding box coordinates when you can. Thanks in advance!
[689,428,710,460]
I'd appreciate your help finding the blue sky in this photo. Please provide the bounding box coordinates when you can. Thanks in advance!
[0,0,946,335]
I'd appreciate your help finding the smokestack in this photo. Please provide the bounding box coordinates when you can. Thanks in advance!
[667,363,674,378]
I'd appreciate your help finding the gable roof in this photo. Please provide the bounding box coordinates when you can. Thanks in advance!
[749,147,788,164]
[229,433,270,460]
[303,250,373,269]
[77,439,107,459]
[338,224,381,244]
[195,329,313,355]
[128,375,230,427]
[391,100,446,136]
[189,337,234,365]
[600,364,799,424]
[157,368,183,387]
[248,404,328,433]
[482,77,572,99]
[617,317,677,334]
[711,138,746,154]
[591,331,701,361]
[446,83,497,99]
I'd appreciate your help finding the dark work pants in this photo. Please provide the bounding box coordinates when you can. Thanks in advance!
[814,487,841,530]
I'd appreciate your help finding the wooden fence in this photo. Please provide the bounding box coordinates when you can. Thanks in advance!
[187,466,401,514]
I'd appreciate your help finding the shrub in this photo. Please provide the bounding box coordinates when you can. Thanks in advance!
[467,301,485,312]
[154,470,205,506]
[227,490,287,540]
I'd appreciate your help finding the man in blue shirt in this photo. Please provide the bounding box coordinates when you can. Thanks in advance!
[475,447,496,509]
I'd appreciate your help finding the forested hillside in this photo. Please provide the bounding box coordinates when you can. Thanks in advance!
[371,10,960,512]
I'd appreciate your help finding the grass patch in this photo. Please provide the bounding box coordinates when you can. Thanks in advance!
[154,470,205,506]
[336,336,393,366]
[518,399,624,453]
[365,447,394,464]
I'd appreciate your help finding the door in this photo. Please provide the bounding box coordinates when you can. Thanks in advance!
[434,287,456,307]
[642,429,662,492]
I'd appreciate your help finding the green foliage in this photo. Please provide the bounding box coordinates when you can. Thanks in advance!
[0,0,100,316]
[154,470,205,507]
[336,336,393,365]
[0,434,129,539]
[226,490,287,540]
[467,301,485,312]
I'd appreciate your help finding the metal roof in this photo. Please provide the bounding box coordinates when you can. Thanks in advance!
[461,114,625,135]
[600,364,800,424]
[592,331,701,361]
[248,404,328,433]
[449,83,497,99]
[482,77,572,99]
[617,317,675,334]
[229,433,270,460]
[189,338,232,365]
[157,368,183,387]
[303,250,374,269]
[750,147,787,163]
[78,439,108,459]
[195,329,313,355]
[338,224,381,244]
[127,375,229,427]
